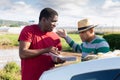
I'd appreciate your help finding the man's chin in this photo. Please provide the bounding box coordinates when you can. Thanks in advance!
[49,28,54,32]
[48,29,53,32]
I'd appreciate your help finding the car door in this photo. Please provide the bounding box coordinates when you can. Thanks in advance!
[71,69,120,80]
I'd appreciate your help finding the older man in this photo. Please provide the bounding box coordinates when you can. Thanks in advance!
[56,18,110,60]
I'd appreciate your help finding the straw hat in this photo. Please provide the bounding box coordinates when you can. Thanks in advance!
[78,18,97,33]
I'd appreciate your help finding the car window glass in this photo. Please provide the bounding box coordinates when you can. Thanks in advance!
[71,69,120,80]
[113,73,120,80]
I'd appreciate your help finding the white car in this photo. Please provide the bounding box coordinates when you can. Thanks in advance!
[39,57,120,80]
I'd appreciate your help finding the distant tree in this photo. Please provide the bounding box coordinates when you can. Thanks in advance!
[9,24,19,27]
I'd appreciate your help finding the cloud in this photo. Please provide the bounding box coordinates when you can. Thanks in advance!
[102,0,120,9]
[0,0,120,26]
[0,0,39,22]
[0,0,12,10]
[36,0,91,26]
[0,0,11,6]
[36,0,120,26]
[35,0,89,16]
[101,0,120,17]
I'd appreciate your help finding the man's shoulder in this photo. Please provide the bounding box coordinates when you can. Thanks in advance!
[22,24,38,31]
[24,24,38,28]
[95,36,106,40]
[92,36,106,43]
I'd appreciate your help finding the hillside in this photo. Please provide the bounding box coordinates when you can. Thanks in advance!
[0,19,29,27]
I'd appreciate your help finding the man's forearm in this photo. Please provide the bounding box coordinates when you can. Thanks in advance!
[19,48,49,59]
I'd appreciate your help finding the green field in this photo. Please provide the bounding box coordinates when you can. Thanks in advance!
[61,33,82,51]
[0,33,82,51]
[0,33,19,47]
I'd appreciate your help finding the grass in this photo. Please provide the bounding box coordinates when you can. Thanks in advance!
[0,33,81,80]
[61,33,82,51]
[0,33,81,51]
[0,33,19,48]
[0,62,21,80]
[0,33,103,80]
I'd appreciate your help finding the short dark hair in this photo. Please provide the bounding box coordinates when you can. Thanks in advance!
[39,7,58,21]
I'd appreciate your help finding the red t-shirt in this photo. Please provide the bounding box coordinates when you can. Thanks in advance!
[18,24,62,80]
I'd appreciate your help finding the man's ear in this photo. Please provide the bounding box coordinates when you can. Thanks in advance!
[90,28,94,33]
[41,17,46,22]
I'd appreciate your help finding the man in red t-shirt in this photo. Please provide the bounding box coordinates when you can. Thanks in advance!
[18,8,64,80]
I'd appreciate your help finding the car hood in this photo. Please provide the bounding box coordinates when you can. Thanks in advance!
[39,57,120,80]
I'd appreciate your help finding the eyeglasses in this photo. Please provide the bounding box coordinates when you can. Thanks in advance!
[51,22,58,25]
[47,18,58,25]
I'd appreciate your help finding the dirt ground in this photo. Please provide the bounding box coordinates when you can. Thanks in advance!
[55,51,82,68]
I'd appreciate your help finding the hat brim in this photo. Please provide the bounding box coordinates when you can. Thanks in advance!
[78,25,97,33]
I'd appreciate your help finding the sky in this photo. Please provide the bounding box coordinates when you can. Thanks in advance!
[0,0,120,27]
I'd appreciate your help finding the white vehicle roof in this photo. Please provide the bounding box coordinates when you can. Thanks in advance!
[39,57,120,80]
